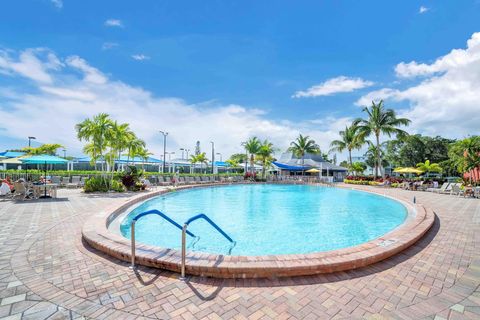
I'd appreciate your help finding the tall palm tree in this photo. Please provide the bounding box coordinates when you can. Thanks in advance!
[243,137,261,174]
[190,153,208,174]
[256,140,276,179]
[288,134,320,175]
[416,160,442,177]
[353,100,410,178]
[109,121,134,170]
[329,124,363,169]
[76,113,114,172]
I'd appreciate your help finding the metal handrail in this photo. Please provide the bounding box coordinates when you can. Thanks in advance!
[129,209,196,269]
[180,213,235,280]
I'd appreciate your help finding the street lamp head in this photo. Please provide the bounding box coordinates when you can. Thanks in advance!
[159,131,169,136]
[28,136,36,140]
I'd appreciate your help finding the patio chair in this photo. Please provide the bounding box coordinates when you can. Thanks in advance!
[441,183,456,194]
[450,184,465,197]
[61,176,70,187]
[474,187,480,198]
[429,182,449,193]
[67,176,81,188]
[12,182,32,200]
[51,176,61,184]
[78,176,86,187]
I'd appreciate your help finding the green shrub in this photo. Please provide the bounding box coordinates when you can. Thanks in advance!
[84,176,125,193]
[344,179,380,186]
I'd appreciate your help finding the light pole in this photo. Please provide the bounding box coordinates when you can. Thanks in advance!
[216,152,222,162]
[159,131,168,173]
[28,136,36,148]
[62,149,66,158]
[185,149,190,159]
[180,148,185,159]
[241,142,248,174]
[210,141,215,174]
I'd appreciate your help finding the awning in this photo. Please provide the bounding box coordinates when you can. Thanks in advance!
[272,161,310,171]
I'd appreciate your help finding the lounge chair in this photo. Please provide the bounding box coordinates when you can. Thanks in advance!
[429,182,449,193]
[441,183,456,194]
[61,176,70,187]
[450,184,465,197]
[67,176,81,188]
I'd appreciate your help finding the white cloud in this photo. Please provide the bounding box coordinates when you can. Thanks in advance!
[0,48,61,84]
[357,32,480,137]
[395,32,480,78]
[0,48,346,159]
[104,19,123,28]
[51,0,63,9]
[292,76,374,98]
[101,42,119,50]
[419,6,429,14]
[65,56,107,84]
[131,54,150,61]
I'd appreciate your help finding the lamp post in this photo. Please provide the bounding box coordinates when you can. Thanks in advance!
[210,141,215,174]
[180,148,185,159]
[216,152,222,162]
[28,136,36,148]
[62,149,66,158]
[159,131,168,173]
[185,149,190,159]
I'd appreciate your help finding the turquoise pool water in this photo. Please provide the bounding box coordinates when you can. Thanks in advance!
[119,184,407,256]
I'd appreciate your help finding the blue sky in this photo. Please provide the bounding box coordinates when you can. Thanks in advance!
[1,1,480,159]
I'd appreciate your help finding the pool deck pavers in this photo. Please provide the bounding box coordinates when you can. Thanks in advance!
[0,185,479,319]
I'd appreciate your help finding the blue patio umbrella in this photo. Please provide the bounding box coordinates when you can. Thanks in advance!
[21,155,68,198]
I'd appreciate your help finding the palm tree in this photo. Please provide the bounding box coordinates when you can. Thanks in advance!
[109,121,134,170]
[416,160,442,177]
[256,140,276,179]
[449,137,480,182]
[23,143,65,156]
[364,141,388,174]
[351,162,367,175]
[288,134,320,175]
[190,153,208,174]
[243,137,261,174]
[353,100,410,178]
[136,148,153,171]
[76,113,114,172]
[126,138,146,164]
[330,124,363,169]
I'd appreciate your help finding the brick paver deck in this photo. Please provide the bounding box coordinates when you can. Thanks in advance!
[0,186,479,319]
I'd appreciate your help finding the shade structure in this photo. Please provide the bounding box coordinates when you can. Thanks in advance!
[21,155,68,198]
[393,167,424,174]
[305,168,321,173]
[21,155,68,165]
[0,157,24,164]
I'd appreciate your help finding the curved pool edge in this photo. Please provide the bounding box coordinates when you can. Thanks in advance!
[82,183,435,278]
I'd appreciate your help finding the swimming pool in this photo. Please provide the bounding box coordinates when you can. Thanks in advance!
[119,184,407,256]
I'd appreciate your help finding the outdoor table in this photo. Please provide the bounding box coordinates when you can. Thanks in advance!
[33,183,58,199]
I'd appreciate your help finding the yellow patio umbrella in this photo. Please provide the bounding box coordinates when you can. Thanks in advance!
[305,168,321,173]
[393,167,424,174]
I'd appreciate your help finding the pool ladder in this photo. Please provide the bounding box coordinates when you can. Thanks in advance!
[129,210,235,280]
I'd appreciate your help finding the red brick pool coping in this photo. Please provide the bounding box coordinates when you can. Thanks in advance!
[82,183,435,278]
